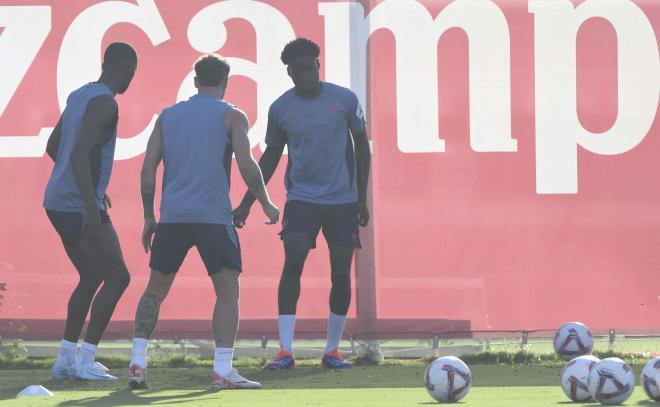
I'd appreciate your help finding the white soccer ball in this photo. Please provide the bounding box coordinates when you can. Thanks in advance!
[424,356,472,403]
[587,357,635,405]
[561,355,600,402]
[641,357,660,401]
[553,322,594,361]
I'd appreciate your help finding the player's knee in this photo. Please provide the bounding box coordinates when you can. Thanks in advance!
[283,236,310,268]
[215,268,239,284]
[282,262,304,280]
[79,275,103,291]
[110,266,130,292]
[330,266,351,286]
[283,252,306,272]
[213,269,240,300]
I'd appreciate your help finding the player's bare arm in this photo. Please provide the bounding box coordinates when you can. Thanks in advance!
[352,129,371,227]
[140,115,163,253]
[233,99,285,228]
[46,117,63,162]
[226,107,279,226]
[232,141,284,228]
[69,95,118,238]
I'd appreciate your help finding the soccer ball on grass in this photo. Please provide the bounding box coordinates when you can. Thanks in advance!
[560,355,600,402]
[553,322,593,361]
[641,357,660,401]
[587,357,635,405]
[424,356,472,403]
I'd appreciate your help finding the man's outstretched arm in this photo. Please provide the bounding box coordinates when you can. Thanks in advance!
[236,144,284,204]
[140,115,163,252]
[227,107,279,226]
[352,129,371,226]
[70,95,118,237]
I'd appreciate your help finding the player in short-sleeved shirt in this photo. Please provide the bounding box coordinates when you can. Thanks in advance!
[233,38,371,370]
[265,82,365,204]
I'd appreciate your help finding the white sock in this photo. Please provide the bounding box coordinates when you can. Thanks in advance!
[278,315,296,353]
[213,347,234,376]
[77,342,97,365]
[325,312,347,353]
[56,339,77,365]
[131,338,149,368]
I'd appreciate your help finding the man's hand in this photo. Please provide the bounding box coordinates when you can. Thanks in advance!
[358,202,370,227]
[262,201,280,225]
[142,217,158,253]
[103,193,112,209]
[81,208,101,239]
[232,204,251,229]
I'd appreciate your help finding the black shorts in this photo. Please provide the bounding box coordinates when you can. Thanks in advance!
[280,200,361,249]
[46,209,111,246]
[149,223,242,275]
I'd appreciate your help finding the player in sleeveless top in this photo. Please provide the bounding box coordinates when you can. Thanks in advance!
[44,42,138,381]
[232,38,371,369]
[128,54,279,390]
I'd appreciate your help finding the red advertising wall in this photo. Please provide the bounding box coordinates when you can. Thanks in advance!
[0,0,659,339]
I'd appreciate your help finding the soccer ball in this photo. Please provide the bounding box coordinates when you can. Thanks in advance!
[561,355,600,402]
[587,357,635,405]
[641,357,660,401]
[424,356,472,403]
[553,322,593,361]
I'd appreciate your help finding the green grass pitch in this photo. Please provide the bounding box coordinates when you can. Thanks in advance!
[0,362,657,406]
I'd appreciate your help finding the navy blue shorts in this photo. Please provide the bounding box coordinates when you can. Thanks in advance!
[46,209,111,246]
[280,200,361,249]
[149,223,242,275]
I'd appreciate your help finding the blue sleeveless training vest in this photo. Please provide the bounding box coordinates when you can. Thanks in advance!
[44,82,116,212]
[159,93,234,225]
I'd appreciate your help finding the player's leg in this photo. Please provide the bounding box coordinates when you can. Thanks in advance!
[53,244,103,379]
[209,268,262,389]
[128,269,176,389]
[278,233,312,340]
[320,202,361,369]
[46,210,103,380]
[197,224,259,389]
[82,222,131,343]
[268,201,321,370]
[208,271,260,390]
[73,221,131,380]
[129,223,190,389]
[61,244,103,343]
[321,245,354,368]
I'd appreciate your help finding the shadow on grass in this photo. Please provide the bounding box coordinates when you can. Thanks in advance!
[55,389,214,406]
[0,365,572,393]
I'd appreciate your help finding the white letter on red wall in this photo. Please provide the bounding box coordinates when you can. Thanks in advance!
[57,0,170,160]
[530,0,660,194]
[321,0,517,154]
[181,0,294,150]
[0,6,51,157]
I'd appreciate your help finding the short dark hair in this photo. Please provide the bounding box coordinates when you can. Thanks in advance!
[280,38,320,65]
[194,54,230,87]
[103,42,137,69]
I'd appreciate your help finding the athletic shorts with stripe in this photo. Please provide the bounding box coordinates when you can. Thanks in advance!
[149,223,242,275]
[280,200,361,249]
